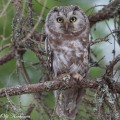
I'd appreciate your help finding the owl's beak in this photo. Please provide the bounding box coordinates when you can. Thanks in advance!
[64,22,68,30]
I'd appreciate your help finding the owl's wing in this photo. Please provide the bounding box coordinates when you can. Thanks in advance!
[45,36,50,53]
[45,36,53,72]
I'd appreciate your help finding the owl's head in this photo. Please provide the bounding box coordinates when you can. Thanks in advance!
[45,6,89,36]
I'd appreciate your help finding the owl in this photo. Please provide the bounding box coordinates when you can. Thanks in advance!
[45,6,89,119]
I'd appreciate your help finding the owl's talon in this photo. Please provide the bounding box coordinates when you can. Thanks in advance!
[73,73,83,81]
[63,75,70,81]
[59,73,71,81]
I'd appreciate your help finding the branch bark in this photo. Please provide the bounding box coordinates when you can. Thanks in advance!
[0,78,120,98]
[0,49,15,65]
[89,0,120,27]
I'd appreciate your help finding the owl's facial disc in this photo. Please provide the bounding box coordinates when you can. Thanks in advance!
[47,6,87,35]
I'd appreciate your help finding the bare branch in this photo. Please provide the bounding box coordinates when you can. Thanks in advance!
[89,0,120,27]
[106,54,120,76]
[25,103,35,119]
[0,78,119,98]
[0,49,15,65]
[0,80,98,97]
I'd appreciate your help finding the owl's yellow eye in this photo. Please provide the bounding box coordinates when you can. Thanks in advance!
[70,17,77,23]
[56,17,64,23]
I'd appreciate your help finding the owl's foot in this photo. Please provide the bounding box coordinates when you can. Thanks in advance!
[59,73,71,81]
[73,73,83,81]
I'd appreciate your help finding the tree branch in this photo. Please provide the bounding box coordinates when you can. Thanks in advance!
[0,78,119,98]
[0,49,15,65]
[106,55,120,76]
[89,0,120,27]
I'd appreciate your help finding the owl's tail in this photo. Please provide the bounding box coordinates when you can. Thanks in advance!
[54,88,84,120]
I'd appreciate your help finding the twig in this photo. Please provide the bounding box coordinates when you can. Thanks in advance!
[25,103,35,120]
[85,5,106,14]
[0,44,11,52]
[0,49,15,65]
[90,31,118,45]
[0,0,12,18]
[105,55,120,76]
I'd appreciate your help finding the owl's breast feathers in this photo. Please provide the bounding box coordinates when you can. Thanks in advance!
[48,37,89,77]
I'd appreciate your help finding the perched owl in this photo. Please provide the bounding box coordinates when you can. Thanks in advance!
[45,6,89,119]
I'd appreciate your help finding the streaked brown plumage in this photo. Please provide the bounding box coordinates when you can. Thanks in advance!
[45,6,89,119]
